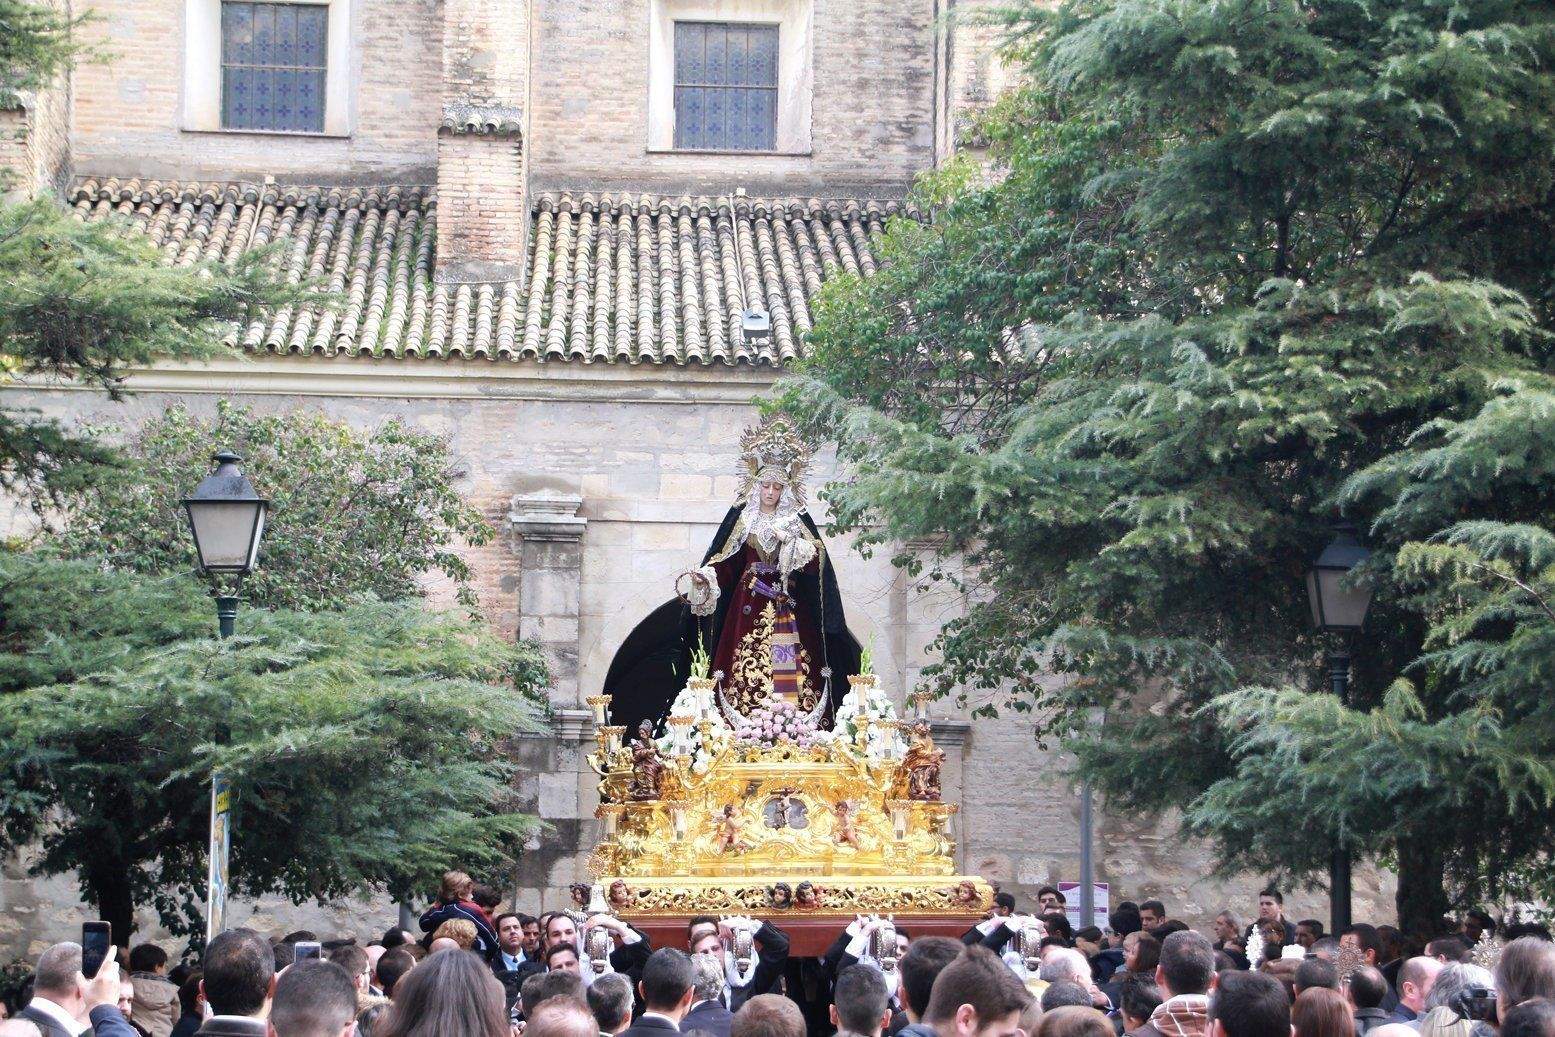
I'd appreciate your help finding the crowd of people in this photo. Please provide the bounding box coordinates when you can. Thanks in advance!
[3,873,1553,1037]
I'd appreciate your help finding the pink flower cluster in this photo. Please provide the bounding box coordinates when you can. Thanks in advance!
[735,696,819,747]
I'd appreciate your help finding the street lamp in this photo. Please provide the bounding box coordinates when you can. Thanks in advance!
[1304,521,1373,935]
[182,450,268,635]
[182,449,267,945]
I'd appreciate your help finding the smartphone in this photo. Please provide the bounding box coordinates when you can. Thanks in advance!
[82,921,112,979]
[293,940,322,964]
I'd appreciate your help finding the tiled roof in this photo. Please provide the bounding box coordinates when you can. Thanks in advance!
[68,178,917,365]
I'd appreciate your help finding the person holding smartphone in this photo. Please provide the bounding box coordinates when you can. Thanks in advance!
[15,941,139,1037]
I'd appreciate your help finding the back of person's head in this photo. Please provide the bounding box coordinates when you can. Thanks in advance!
[1036,1006,1111,1037]
[1294,957,1339,994]
[1260,959,1299,1005]
[527,996,600,1037]
[471,884,502,912]
[1503,998,1555,1037]
[640,948,696,1012]
[271,961,357,1037]
[690,952,725,1003]
[1131,934,1162,974]
[901,936,963,1021]
[994,892,1017,914]
[1158,931,1216,997]
[431,918,477,950]
[521,969,588,1017]
[32,943,83,1000]
[1119,977,1162,1028]
[1426,937,1471,964]
[1111,908,1143,939]
[381,928,410,950]
[178,972,203,1016]
[586,973,634,1035]
[1292,987,1352,1037]
[439,870,474,903]
[731,993,807,1037]
[1506,925,1554,944]
[202,928,276,1017]
[356,1002,389,1037]
[1152,921,1190,941]
[1351,967,1388,1010]
[923,946,1032,1030]
[376,949,415,999]
[1499,937,1555,1008]
[834,964,892,1036]
[129,944,168,975]
[1212,971,1291,1037]
[1040,983,1091,1012]
[1427,964,1495,1013]
[1309,937,1341,961]
[327,945,369,986]
[380,949,506,1037]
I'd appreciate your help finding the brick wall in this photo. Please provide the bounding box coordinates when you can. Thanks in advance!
[526,0,938,196]
[435,131,527,280]
[71,0,442,183]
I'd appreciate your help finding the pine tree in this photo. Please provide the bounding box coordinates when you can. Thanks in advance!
[781,0,1555,929]
[0,554,547,941]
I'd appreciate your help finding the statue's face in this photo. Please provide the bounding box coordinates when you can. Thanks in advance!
[758,478,784,510]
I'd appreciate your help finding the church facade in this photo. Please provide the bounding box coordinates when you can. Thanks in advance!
[0,0,1389,953]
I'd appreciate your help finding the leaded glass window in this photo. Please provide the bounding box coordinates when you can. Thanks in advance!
[673,22,779,151]
[221,2,328,133]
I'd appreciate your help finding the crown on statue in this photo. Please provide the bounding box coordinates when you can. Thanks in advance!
[738,417,812,508]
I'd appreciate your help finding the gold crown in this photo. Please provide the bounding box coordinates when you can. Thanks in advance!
[738,417,812,508]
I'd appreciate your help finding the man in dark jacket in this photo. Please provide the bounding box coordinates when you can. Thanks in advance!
[620,950,695,1037]
[194,929,275,1037]
[1350,968,1391,1037]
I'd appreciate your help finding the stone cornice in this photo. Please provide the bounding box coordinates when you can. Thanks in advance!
[553,708,595,742]
[7,355,776,404]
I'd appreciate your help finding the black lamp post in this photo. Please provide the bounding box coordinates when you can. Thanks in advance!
[182,450,268,636]
[181,450,267,943]
[1304,522,1373,935]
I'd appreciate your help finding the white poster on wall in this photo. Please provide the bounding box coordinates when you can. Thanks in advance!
[1060,881,1110,931]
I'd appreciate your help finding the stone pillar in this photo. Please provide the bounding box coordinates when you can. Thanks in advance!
[506,491,595,907]
[507,491,586,707]
[436,0,529,284]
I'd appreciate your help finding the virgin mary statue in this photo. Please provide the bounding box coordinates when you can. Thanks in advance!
[676,418,853,719]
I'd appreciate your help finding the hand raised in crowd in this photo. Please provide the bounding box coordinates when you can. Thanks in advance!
[585,913,628,936]
[78,943,121,1013]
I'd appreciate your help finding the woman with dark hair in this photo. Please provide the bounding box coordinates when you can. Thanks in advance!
[379,950,510,1037]
[1293,987,1356,1037]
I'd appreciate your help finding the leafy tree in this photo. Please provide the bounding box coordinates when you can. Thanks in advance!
[0,1,295,505]
[51,401,495,612]
[780,0,1555,931]
[0,553,547,941]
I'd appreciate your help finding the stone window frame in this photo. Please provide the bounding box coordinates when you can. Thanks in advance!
[182,0,353,137]
[647,0,813,156]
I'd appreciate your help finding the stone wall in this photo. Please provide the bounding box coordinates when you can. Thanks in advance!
[0,360,1394,959]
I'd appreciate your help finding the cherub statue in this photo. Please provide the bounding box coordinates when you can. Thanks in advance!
[568,882,592,910]
[795,882,822,910]
[767,882,794,910]
[895,720,944,801]
[833,800,862,849]
[952,880,981,909]
[607,879,636,911]
[627,719,666,801]
[715,804,746,853]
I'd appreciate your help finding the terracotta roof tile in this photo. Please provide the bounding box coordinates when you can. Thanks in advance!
[69,178,918,366]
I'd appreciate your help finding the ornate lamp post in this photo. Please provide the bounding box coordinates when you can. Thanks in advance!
[1304,522,1373,934]
[182,450,268,943]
